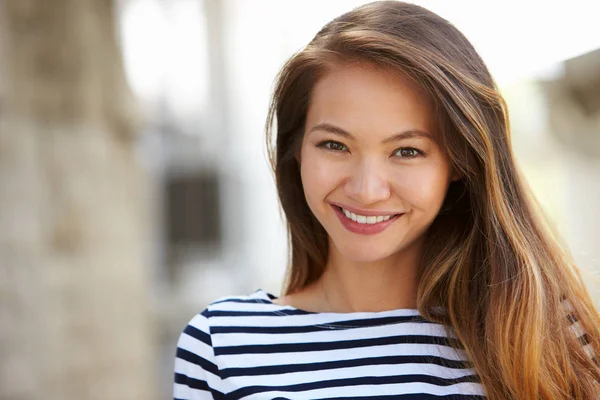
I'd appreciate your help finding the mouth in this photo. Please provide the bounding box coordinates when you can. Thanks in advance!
[330,204,404,235]
[332,205,403,224]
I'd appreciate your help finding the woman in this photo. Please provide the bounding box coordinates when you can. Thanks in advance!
[174,1,600,398]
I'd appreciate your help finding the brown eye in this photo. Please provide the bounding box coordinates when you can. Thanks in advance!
[319,141,347,152]
[394,147,422,158]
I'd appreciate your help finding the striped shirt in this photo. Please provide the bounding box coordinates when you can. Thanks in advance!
[173,289,486,399]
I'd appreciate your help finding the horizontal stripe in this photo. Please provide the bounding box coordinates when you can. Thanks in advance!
[212,297,275,306]
[176,347,220,376]
[182,324,211,346]
[175,289,594,399]
[239,381,486,400]
[579,333,591,346]
[211,315,430,333]
[214,334,460,356]
[174,373,224,399]
[311,394,486,400]
[220,353,474,378]
[208,309,313,317]
[228,373,481,399]
[218,342,469,369]
[225,366,481,397]
[174,289,486,399]
[212,321,450,344]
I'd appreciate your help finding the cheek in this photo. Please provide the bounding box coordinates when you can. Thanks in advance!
[300,149,343,205]
[391,163,451,209]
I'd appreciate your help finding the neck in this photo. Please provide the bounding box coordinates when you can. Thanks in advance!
[318,237,424,313]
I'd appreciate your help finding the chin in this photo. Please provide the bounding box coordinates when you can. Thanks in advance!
[333,241,400,264]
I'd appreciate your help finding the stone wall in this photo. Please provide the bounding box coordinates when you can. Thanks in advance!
[0,1,156,399]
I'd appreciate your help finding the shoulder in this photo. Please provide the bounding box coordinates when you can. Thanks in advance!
[176,289,285,362]
[181,289,278,337]
[200,289,279,320]
[173,290,276,398]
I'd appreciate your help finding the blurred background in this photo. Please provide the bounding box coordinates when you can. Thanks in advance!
[0,0,599,399]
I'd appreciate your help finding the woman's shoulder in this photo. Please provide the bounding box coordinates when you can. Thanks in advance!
[182,289,290,331]
[174,291,274,398]
[201,288,281,315]
[176,289,280,352]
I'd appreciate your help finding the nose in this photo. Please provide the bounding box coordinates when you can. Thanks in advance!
[344,158,391,205]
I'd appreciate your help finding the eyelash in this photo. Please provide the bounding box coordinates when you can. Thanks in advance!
[316,140,424,159]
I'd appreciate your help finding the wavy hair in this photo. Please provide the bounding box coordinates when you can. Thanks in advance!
[265,1,600,398]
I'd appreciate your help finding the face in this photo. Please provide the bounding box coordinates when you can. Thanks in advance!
[299,63,457,264]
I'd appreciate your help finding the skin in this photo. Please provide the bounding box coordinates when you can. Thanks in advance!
[275,63,458,313]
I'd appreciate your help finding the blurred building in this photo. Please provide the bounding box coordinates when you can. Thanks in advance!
[539,48,600,302]
[119,0,291,396]
[0,1,155,399]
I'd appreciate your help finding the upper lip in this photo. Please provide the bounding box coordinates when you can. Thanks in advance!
[330,202,404,217]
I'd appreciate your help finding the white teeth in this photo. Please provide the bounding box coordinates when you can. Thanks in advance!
[342,209,359,222]
[340,208,394,224]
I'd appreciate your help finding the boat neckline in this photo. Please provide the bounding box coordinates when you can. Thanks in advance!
[255,288,422,316]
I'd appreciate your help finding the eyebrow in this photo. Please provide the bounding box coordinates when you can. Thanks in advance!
[308,122,433,143]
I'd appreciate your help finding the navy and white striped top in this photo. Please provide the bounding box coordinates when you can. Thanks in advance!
[173,289,487,399]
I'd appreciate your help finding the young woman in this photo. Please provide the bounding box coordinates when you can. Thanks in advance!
[174,1,600,399]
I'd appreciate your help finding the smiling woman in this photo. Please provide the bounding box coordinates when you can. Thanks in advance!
[173,1,600,399]
[299,64,458,276]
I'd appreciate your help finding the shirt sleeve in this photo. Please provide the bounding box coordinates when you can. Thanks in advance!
[562,298,597,361]
[173,309,224,400]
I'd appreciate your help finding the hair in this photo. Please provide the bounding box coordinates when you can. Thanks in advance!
[265,1,600,398]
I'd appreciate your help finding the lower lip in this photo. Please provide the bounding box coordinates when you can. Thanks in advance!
[332,205,403,235]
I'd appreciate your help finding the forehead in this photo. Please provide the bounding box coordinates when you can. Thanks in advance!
[306,64,437,139]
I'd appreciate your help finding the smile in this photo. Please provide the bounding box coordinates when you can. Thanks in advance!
[331,204,404,235]
[341,208,392,224]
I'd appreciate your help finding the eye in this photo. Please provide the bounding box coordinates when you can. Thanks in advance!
[393,147,423,159]
[317,140,347,152]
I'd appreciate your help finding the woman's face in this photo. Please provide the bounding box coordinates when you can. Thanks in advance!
[300,64,457,263]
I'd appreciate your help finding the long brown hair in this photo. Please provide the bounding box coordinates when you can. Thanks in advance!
[265,1,600,398]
